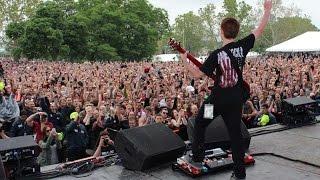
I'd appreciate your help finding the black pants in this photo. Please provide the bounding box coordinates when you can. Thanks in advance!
[192,85,246,178]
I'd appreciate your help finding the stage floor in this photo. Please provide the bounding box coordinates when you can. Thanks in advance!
[44,123,320,180]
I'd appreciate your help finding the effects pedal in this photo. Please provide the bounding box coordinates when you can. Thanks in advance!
[172,148,255,177]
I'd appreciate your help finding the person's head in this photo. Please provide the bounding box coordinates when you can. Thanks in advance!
[172,109,179,118]
[151,98,158,107]
[40,113,48,123]
[220,17,240,41]
[26,99,36,109]
[99,105,106,115]
[159,94,165,100]
[261,103,269,114]
[66,97,73,106]
[160,108,168,119]
[128,111,136,127]
[73,98,82,108]
[26,118,34,127]
[176,103,182,110]
[155,114,163,123]
[116,104,126,115]
[93,108,99,118]
[191,104,198,116]
[60,98,67,107]
[299,89,305,96]
[45,126,52,137]
[50,102,58,112]
[4,84,12,95]
[75,105,81,113]
[145,106,152,116]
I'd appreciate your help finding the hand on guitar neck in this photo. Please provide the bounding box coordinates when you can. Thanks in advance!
[168,38,209,79]
[180,52,205,79]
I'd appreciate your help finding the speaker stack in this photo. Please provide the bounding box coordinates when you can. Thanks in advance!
[0,135,40,179]
[187,116,251,150]
[115,123,186,171]
[281,96,318,126]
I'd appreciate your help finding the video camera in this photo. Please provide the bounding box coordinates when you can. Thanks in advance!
[103,137,111,146]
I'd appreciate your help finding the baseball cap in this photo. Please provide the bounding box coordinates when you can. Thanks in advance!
[70,112,79,121]
[0,81,4,91]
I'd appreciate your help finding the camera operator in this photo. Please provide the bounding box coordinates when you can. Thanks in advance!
[93,129,114,158]
[65,112,88,161]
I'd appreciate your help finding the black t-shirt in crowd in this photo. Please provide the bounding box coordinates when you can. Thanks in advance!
[200,34,255,86]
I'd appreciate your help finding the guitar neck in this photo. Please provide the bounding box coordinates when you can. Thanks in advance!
[186,53,202,68]
[187,50,215,80]
[177,48,202,68]
[169,38,215,80]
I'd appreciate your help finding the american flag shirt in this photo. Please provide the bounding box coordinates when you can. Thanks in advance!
[200,34,255,88]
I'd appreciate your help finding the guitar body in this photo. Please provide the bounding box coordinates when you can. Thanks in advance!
[168,38,251,101]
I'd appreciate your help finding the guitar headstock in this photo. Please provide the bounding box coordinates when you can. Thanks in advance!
[168,38,186,54]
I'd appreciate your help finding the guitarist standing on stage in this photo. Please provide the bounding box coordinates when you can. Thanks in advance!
[180,0,272,179]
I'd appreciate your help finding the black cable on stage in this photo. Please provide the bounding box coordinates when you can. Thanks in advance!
[251,152,320,169]
[25,155,120,179]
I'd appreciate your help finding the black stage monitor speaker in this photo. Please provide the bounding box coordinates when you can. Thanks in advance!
[115,123,186,171]
[282,96,318,125]
[187,116,251,150]
[0,135,40,161]
[282,96,317,115]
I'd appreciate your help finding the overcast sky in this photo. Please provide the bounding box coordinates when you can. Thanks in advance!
[148,0,320,28]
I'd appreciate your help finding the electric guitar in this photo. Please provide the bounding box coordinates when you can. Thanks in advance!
[168,38,250,101]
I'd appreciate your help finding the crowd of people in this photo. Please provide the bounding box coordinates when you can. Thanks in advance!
[0,54,319,166]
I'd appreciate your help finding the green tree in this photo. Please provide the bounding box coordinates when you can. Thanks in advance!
[173,12,206,54]
[0,0,42,42]
[77,0,168,60]
[5,0,170,61]
[199,3,220,50]
[6,1,65,60]
[21,17,64,60]
[62,15,89,61]
[5,22,26,41]
[54,0,77,16]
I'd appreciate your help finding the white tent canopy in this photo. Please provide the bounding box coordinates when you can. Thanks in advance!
[152,54,179,62]
[266,31,320,52]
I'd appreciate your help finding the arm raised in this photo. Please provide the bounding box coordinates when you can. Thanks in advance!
[252,0,272,39]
